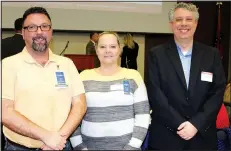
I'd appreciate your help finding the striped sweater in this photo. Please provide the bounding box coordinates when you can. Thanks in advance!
[70,68,150,150]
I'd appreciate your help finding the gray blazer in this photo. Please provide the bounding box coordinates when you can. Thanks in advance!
[86,41,100,67]
[86,41,96,55]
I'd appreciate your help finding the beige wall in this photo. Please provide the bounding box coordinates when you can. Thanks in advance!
[2,2,175,33]
[2,31,145,78]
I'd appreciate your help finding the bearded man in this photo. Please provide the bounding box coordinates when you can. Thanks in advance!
[2,7,87,150]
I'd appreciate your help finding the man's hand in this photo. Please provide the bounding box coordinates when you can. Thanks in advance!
[41,144,53,150]
[41,132,67,150]
[177,121,198,140]
[41,131,66,150]
[59,130,68,140]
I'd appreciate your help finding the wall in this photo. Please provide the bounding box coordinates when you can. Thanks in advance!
[2,2,176,33]
[2,31,145,78]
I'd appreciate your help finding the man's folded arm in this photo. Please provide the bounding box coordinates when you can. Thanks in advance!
[2,99,49,141]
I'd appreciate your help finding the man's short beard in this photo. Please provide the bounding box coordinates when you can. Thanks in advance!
[32,35,48,52]
[32,41,48,52]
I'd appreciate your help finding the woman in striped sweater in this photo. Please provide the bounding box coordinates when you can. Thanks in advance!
[70,31,150,150]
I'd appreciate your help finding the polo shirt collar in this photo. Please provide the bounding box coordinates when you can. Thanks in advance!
[21,47,57,64]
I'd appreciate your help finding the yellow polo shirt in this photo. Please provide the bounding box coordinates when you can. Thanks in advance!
[2,48,85,148]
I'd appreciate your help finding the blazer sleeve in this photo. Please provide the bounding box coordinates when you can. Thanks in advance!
[189,50,226,136]
[134,42,139,58]
[1,41,7,60]
[86,42,95,55]
[147,49,185,130]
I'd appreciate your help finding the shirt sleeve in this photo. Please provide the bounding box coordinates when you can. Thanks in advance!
[124,70,150,150]
[68,59,85,97]
[2,59,16,101]
[70,126,88,150]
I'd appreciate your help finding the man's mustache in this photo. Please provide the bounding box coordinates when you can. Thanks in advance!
[32,35,47,41]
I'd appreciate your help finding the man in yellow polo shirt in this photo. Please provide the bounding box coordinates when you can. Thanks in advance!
[2,7,87,150]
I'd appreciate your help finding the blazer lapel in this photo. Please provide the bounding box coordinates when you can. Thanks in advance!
[188,42,204,94]
[166,41,187,89]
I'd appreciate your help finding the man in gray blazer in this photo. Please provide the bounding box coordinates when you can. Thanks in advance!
[86,32,100,67]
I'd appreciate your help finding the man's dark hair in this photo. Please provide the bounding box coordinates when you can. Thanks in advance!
[22,7,51,26]
[90,32,98,39]
[14,18,23,31]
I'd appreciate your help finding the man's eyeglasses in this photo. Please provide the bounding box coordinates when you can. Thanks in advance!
[23,24,52,32]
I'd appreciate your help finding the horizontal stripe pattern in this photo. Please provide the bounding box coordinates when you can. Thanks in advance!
[82,133,132,150]
[83,101,149,123]
[84,105,134,122]
[81,119,134,137]
[70,135,82,148]
[134,83,149,103]
[70,69,150,149]
[132,126,149,141]
[128,137,143,148]
[73,143,86,150]
[134,114,150,129]
[124,144,141,150]
[86,91,134,107]
[83,79,137,93]
[134,101,150,115]
[70,127,87,149]
[71,126,81,136]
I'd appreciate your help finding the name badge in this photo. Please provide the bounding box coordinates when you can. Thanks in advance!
[55,71,68,88]
[110,84,123,91]
[123,80,130,94]
[201,71,213,82]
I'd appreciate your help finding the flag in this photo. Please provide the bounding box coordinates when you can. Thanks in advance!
[215,2,223,59]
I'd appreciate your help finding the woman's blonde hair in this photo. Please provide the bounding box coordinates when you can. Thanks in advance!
[96,31,120,46]
[124,33,135,49]
[224,83,231,103]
